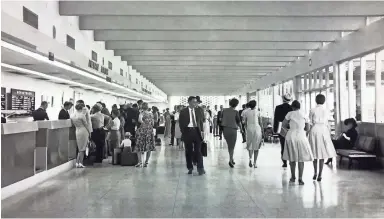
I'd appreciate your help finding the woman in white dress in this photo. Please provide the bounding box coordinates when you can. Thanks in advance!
[282,100,313,185]
[308,94,336,182]
[243,100,263,168]
[202,105,211,141]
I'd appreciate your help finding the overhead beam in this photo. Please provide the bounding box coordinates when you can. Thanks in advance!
[95,30,340,42]
[244,18,384,93]
[130,61,287,67]
[107,41,321,50]
[115,49,307,56]
[135,66,279,71]
[122,56,296,62]
[80,16,364,31]
[59,1,384,16]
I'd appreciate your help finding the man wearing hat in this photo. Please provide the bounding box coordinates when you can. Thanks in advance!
[273,93,293,168]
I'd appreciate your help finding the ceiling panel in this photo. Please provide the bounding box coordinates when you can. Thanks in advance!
[58,1,384,95]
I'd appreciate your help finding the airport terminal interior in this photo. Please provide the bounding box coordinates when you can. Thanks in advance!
[1,1,384,218]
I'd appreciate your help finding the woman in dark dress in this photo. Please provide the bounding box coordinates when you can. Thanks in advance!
[325,118,358,164]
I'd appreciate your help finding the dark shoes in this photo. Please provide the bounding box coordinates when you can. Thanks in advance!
[198,169,206,175]
[282,163,287,168]
[229,162,234,168]
[188,169,193,174]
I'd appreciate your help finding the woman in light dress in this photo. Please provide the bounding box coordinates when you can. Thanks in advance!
[163,108,172,139]
[202,105,211,141]
[71,103,92,168]
[243,100,263,168]
[308,94,336,182]
[282,100,313,185]
[174,105,183,150]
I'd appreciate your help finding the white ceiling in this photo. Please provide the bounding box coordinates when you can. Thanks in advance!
[59,1,384,96]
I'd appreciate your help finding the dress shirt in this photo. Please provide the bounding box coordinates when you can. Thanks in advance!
[188,107,197,127]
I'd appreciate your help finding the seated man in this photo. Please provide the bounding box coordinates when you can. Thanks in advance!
[326,118,358,164]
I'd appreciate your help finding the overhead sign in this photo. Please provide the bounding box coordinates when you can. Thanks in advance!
[88,59,109,75]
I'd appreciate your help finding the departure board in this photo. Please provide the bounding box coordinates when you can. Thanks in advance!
[10,89,35,111]
[1,87,5,110]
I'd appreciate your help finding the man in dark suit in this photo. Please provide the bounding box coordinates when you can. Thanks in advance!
[32,101,49,121]
[58,101,73,120]
[273,94,293,168]
[217,105,224,140]
[179,96,205,175]
[170,111,176,146]
[124,103,138,137]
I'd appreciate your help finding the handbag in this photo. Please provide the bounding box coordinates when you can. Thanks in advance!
[86,137,96,156]
[201,141,208,157]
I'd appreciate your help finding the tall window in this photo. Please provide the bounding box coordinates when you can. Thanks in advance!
[108,61,112,70]
[377,50,384,123]
[91,51,97,62]
[120,69,123,76]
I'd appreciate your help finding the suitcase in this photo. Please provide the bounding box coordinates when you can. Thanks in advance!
[112,148,122,165]
[155,138,162,146]
[120,147,139,166]
[83,153,96,166]
[157,126,165,134]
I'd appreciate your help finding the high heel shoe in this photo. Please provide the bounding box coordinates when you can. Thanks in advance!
[289,177,296,183]
[253,164,257,168]
[313,174,317,180]
[231,160,236,165]
[249,161,253,168]
[298,179,305,185]
[135,162,142,167]
[325,159,332,165]
[317,176,322,182]
[229,161,234,168]
[144,162,148,167]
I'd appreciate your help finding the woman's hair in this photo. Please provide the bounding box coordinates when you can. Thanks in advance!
[112,104,118,109]
[75,103,84,111]
[315,94,326,105]
[92,104,101,113]
[86,105,90,110]
[229,98,239,108]
[291,100,301,110]
[248,100,257,109]
[344,118,358,128]
[141,102,149,110]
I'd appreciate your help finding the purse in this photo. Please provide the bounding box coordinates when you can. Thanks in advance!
[201,141,208,157]
[86,137,96,156]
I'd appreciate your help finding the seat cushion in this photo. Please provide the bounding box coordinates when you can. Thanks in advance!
[358,136,375,153]
[337,149,376,158]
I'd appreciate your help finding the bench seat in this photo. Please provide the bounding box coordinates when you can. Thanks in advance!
[336,136,377,169]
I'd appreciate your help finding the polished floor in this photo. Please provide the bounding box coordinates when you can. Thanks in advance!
[2,133,384,218]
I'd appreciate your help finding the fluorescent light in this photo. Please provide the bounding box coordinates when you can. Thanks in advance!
[1,63,139,100]
[1,41,162,102]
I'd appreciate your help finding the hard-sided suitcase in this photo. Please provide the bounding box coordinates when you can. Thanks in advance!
[120,147,139,166]
[112,148,122,165]
[157,126,165,134]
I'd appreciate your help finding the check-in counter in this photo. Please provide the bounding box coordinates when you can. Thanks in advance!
[1,122,38,188]
[1,120,77,190]
[35,120,77,171]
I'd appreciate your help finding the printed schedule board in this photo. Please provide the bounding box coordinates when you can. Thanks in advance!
[1,87,5,110]
[10,89,35,111]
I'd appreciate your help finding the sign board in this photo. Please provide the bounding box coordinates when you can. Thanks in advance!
[10,89,35,111]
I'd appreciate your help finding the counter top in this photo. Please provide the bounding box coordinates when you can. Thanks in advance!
[1,122,38,135]
[36,120,72,129]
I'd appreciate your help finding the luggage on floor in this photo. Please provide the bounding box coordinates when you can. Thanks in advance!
[83,152,96,166]
[155,138,162,146]
[112,148,122,165]
[120,147,138,166]
[157,126,165,134]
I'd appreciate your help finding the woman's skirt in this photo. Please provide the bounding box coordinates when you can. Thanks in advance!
[76,128,89,152]
[283,129,313,162]
[246,124,262,151]
[109,130,121,150]
[308,124,337,159]
[223,127,237,151]
[175,122,182,139]
[135,126,156,152]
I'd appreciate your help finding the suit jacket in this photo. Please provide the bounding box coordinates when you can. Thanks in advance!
[58,109,70,120]
[196,106,205,122]
[32,108,49,121]
[273,103,293,133]
[179,107,204,137]
[217,110,223,125]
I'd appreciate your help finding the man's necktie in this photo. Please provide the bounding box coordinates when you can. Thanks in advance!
[191,109,197,127]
